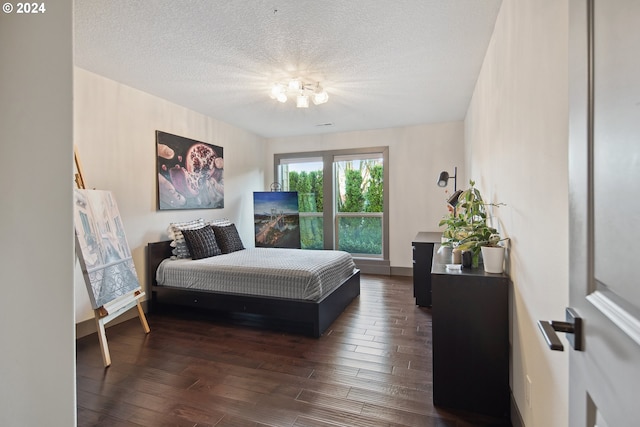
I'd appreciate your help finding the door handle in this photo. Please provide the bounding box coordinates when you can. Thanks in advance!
[537,307,583,351]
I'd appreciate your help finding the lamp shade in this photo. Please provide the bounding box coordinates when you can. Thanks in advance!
[312,89,329,105]
[437,171,450,187]
[288,79,302,91]
[296,94,309,108]
[270,84,285,99]
[447,190,463,207]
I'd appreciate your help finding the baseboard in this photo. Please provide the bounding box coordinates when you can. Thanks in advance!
[349,259,414,277]
[390,266,412,276]
[75,300,150,339]
[353,258,391,275]
[511,391,525,427]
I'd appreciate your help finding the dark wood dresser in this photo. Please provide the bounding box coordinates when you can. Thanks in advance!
[411,232,442,307]
[431,244,510,419]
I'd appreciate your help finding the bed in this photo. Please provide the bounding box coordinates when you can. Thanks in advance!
[147,240,360,337]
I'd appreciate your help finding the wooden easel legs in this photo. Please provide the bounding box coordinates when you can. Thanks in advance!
[136,299,151,334]
[94,292,150,367]
[94,309,111,367]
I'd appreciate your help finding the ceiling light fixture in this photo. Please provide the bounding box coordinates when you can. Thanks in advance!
[270,78,329,108]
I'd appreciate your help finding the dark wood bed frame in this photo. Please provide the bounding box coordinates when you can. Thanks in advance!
[147,241,360,337]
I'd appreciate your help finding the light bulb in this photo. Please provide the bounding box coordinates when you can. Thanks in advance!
[312,89,329,105]
[296,94,309,108]
[270,84,284,99]
[288,79,301,91]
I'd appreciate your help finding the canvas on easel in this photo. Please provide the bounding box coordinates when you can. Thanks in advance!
[253,191,301,248]
[73,181,149,366]
[74,189,142,307]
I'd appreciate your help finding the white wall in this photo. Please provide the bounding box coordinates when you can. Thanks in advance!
[0,1,76,425]
[266,122,465,270]
[74,68,266,323]
[465,0,569,426]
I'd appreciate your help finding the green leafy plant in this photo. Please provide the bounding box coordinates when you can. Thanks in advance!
[438,180,506,266]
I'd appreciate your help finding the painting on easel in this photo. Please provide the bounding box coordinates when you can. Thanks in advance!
[73,189,141,308]
[253,191,301,249]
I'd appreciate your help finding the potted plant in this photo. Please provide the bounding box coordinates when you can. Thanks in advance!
[480,238,507,273]
[438,180,507,271]
[464,224,508,273]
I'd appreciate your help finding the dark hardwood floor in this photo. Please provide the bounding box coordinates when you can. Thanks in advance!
[76,275,511,426]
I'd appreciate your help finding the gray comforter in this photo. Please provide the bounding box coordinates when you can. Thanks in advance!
[156,248,357,301]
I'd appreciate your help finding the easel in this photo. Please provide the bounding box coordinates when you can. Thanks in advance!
[94,290,150,367]
[74,146,150,367]
[73,146,86,191]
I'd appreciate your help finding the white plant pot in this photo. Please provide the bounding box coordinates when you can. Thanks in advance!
[481,246,505,274]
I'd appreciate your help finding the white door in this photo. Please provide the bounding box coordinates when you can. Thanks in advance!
[566,0,640,425]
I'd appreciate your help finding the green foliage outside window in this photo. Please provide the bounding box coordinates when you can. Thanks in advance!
[299,216,323,249]
[338,217,382,254]
[340,169,365,213]
[289,171,323,213]
[287,160,383,254]
[309,171,323,212]
[365,164,383,213]
[289,171,323,249]
[337,163,383,254]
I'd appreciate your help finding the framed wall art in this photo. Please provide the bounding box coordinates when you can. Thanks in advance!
[156,130,224,210]
[253,191,301,248]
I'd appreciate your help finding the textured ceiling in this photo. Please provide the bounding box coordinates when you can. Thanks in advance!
[74,0,502,138]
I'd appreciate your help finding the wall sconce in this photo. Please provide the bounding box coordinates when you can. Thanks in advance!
[437,167,457,190]
[437,166,462,207]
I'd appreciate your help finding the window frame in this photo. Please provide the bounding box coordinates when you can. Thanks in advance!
[274,146,390,273]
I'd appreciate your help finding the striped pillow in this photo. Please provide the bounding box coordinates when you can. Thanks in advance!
[167,218,205,259]
[206,218,232,227]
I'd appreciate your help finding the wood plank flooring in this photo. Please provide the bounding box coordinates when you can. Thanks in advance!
[76,275,511,426]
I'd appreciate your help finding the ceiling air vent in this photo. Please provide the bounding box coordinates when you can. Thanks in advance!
[315,122,334,127]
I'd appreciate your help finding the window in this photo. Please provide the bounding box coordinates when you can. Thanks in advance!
[277,157,324,249]
[275,147,389,269]
[334,153,384,257]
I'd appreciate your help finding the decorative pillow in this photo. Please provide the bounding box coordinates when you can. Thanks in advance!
[212,223,245,254]
[181,226,222,260]
[167,218,205,259]
[206,218,232,227]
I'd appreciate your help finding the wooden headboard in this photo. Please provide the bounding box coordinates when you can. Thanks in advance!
[147,240,173,287]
